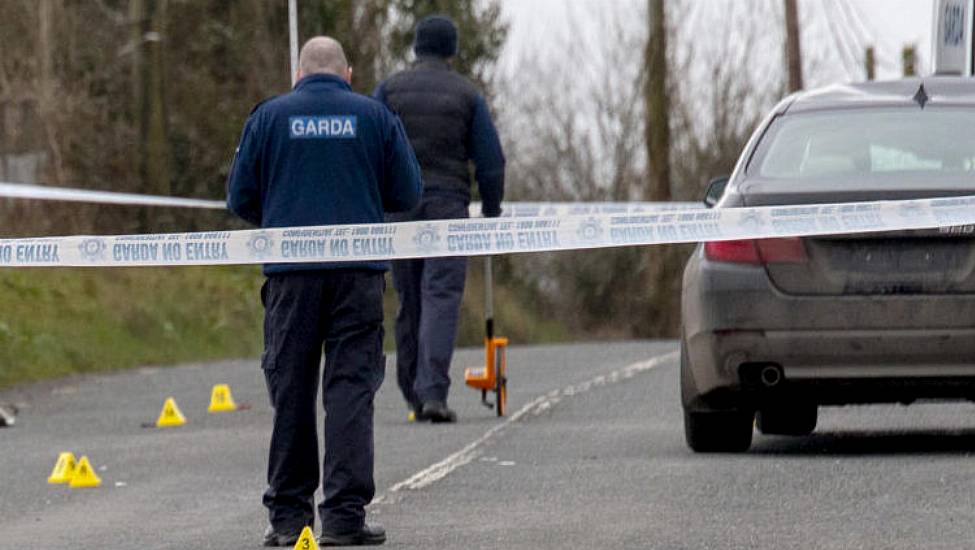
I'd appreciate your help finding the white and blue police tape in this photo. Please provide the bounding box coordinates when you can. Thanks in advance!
[0,181,697,217]
[476,201,699,218]
[0,182,227,209]
[1,195,974,267]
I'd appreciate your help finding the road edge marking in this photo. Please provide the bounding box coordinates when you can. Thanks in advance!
[371,349,678,506]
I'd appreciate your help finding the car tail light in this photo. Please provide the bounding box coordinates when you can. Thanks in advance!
[705,238,807,264]
[704,240,761,264]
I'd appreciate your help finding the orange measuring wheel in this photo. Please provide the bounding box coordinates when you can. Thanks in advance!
[463,256,509,417]
[465,337,508,417]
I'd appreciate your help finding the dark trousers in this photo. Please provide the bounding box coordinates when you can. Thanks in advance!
[261,270,385,534]
[390,197,468,409]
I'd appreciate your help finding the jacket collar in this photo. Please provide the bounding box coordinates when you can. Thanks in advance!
[413,56,452,71]
[293,73,352,92]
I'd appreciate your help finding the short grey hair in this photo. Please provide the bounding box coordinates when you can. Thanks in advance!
[298,37,349,77]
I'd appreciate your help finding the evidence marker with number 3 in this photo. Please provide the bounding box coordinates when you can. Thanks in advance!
[293,526,319,550]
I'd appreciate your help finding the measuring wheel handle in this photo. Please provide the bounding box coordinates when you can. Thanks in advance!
[494,338,508,417]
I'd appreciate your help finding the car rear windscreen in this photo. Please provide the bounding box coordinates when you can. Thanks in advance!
[754,109,975,180]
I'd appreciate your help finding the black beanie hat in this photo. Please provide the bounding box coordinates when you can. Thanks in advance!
[414,15,459,59]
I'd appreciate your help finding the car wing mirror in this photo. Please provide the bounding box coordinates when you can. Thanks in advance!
[703,176,730,208]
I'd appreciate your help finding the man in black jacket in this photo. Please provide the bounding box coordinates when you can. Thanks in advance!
[374,15,506,423]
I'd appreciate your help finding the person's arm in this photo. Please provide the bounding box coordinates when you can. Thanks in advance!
[469,95,505,217]
[372,80,388,104]
[226,112,264,226]
[381,110,422,213]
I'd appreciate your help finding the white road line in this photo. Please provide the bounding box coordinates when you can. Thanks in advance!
[371,349,679,506]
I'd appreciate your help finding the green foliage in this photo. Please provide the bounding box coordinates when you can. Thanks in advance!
[455,257,569,346]
[292,0,508,93]
[0,266,265,389]
[386,0,508,88]
[0,0,563,391]
[296,0,388,94]
[0,0,508,238]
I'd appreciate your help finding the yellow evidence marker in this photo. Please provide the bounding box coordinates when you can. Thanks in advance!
[47,452,77,484]
[68,456,102,488]
[207,384,238,413]
[293,526,320,550]
[156,397,187,428]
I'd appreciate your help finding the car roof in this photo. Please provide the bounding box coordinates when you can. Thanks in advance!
[783,76,975,114]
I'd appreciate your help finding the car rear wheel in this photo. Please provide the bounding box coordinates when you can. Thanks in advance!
[684,410,754,452]
[756,404,817,436]
[680,336,754,452]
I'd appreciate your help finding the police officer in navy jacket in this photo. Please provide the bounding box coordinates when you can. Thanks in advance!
[227,36,421,547]
[374,15,506,423]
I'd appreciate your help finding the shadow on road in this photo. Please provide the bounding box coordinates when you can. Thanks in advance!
[750,429,975,456]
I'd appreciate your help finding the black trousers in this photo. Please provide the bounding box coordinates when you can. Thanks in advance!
[261,270,385,534]
[389,197,468,409]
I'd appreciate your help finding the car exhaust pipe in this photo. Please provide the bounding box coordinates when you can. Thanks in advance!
[760,365,783,387]
[738,362,786,388]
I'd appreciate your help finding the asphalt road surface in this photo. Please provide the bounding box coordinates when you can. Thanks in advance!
[4,341,975,549]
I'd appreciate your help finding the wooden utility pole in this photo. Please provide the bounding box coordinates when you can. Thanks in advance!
[38,0,54,88]
[644,0,670,202]
[289,0,298,85]
[129,0,144,119]
[784,0,803,92]
[36,0,65,183]
[643,0,678,338]
[130,0,171,227]
[902,45,917,76]
[865,47,876,80]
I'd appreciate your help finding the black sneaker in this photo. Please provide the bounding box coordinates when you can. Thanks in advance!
[262,525,301,547]
[418,401,457,423]
[319,523,386,546]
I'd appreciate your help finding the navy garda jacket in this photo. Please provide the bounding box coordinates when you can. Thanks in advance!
[227,73,422,274]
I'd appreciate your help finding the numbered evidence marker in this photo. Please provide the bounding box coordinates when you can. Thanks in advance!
[293,527,320,550]
[207,384,238,413]
[47,451,77,484]
[155,397,187,428]
[68,456,102,488]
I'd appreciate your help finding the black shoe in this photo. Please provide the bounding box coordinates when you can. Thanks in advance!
[418,401,457,423]
[262,525,301,547]
[319,523,386,546]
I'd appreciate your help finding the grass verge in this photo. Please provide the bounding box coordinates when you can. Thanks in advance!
[0,266,265,389]
[0,263,568,389]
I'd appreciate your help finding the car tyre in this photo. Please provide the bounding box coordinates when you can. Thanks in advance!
[756,404,817,436]
[683,409,754,453]
[680,335,754,452]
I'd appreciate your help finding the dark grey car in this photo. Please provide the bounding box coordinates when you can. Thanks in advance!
[681,77,975,452]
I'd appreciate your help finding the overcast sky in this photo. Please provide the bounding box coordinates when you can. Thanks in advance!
[498,0,934,86]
